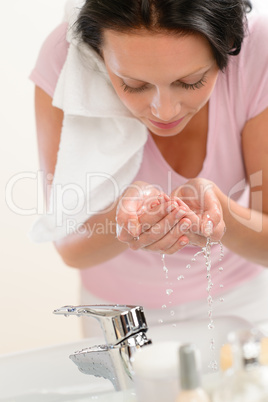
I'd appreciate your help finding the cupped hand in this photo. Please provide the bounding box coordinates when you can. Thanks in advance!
[116,181,200,254]
[171,178,226,246]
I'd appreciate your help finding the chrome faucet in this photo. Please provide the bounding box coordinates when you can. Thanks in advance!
[53,305,152,391]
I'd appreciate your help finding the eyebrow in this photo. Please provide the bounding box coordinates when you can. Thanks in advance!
[119,65,210,82]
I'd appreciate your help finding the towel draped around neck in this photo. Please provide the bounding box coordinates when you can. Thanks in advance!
[30,0,148,242]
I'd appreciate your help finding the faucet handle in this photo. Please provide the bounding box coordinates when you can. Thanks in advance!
[53,304,148,345]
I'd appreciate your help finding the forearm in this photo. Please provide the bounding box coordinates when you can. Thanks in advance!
[53,204,128,269]
[216,187,268,267]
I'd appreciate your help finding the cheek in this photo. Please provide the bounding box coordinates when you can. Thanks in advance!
[121,96,146,115]
[188,82,216,108]
[109,78,147,115]
[115,91,149,116]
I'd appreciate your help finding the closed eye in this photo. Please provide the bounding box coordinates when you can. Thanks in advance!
[120,82,149,93]
[120,75,207,94]
[176,76,207,90]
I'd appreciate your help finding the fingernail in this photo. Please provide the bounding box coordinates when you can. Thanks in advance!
[204,220,213,236]
[180,240,188,246]
[180,222,191,232]
[175,207,187,219]
[166,203,178,213]
[150,201,160,209]
[158,194,168,203]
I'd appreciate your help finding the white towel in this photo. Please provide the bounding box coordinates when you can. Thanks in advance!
[29,0,148,242]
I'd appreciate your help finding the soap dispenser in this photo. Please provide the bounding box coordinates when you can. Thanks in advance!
[176,343,210,402]
[213,328,268,402]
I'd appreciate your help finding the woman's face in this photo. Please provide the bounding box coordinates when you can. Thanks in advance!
[102,29,219,137]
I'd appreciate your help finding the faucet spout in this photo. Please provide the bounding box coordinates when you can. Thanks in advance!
[54,304,152,391]
[53,304,148,345]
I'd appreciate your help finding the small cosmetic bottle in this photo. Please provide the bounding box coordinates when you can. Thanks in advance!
[213,328,268,402]
[176,344,210,402]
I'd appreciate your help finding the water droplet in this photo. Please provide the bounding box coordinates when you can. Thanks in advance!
[166,289,173,296]
[160,236,223,374]
[163,267,168,279]
[219,297,224,303]
[172,323,177,327]
[161,254,169,279]
[210,338,216,350]
[194,250,203,258]
[207,283,213,292]
[207,295,213,306]
[208,360,218,371]
[158,319,163,324]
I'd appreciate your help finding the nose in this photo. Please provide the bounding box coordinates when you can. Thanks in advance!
[151,88,181,121]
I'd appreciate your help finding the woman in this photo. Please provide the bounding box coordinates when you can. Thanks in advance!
[30,0,268,336]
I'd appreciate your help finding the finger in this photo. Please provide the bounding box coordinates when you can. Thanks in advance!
[138,201,190,232]
[209,219,226,242]
[116,222,136,243]
[116,199,176,243]
[201,194,223,237]
[144,233,190,254]
[129,216,192,251]
[187,233,208,247]
[202,211,224,240]
[116,192,169,236]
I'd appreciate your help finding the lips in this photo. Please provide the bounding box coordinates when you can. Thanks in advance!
[148,116,185,130]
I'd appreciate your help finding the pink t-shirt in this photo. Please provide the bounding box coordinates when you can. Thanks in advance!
[30,15,268,308]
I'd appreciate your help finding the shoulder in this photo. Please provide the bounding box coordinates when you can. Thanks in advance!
[243,13,268,55]
[30,22,69,97]
[224,14,268,122]
[247,13,268,38]
[243,14,268,119]
[233,14,268,72]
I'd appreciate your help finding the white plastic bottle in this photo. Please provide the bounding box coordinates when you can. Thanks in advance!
[176,344,210,402]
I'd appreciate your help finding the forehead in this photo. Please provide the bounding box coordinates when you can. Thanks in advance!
[102,29,214,79]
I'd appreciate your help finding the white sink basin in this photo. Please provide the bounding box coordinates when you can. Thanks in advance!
[0,338,115,402]
[0,315,252,401]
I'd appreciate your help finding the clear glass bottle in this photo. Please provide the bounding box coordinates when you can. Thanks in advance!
[213,328,268,402]
[176,344,210,402]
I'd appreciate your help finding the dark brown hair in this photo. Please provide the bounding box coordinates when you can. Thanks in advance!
[75,0,252,70]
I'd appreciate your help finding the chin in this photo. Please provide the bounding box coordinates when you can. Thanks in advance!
[148,122,187,137]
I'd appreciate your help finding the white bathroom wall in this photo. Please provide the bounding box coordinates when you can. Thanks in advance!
[1,0,268,356]
[0,0,82,355]
[252,0,268,14]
